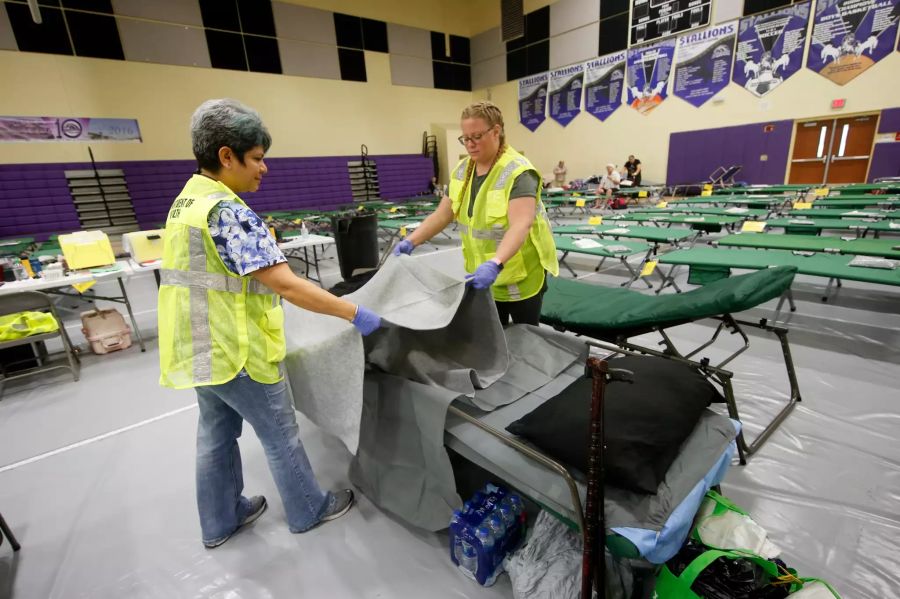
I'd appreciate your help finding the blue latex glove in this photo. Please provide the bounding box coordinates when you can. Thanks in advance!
[465,260,502,290]
[351,305,382,336]
[393,239,415,257]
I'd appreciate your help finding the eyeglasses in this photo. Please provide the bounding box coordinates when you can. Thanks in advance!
[458,129,494,146]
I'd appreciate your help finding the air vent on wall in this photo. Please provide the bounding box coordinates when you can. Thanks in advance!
[501,0,524,43]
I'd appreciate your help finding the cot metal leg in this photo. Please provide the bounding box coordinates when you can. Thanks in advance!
[117,278,146,353]
[0,511,21,551]
[593,257,608,272]
[822,277,836,302]
[560,252,577,277]
[655,264,682,294]
[774,289,796,316]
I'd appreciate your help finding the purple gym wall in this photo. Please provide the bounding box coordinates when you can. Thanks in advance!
[0,154,433,240]
[868,107,900,182]
[666,120,793,186]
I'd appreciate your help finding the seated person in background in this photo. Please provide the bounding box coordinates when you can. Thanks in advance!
[593,163,621,208]
[624,155,642,186]
[552,160,567,187]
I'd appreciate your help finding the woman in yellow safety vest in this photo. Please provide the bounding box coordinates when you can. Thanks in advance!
[394,101,558,325]
[158,99,381,548]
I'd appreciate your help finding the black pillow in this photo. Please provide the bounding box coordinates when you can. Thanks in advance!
[505,355,722,494]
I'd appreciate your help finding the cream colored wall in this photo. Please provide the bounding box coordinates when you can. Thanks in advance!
[0,50,470,165]
[431,123,466,186]
[475,52,900,184]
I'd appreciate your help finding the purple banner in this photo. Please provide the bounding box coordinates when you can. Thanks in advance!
[808,0,900,85]
[673,21,737,107]
[583,52,626,122]
[626,39,676,115]
[548,64,584,127]
[518,73,548,132]
[0,116,142,142]
[733,2,811,97]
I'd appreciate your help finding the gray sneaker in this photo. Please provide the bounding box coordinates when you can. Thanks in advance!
[203,495,267,549]
[320,489,354,524]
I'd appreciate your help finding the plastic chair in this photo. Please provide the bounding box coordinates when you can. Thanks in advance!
[0,291,80,398]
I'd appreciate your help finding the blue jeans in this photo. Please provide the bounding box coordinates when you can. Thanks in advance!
[194,375,330,543]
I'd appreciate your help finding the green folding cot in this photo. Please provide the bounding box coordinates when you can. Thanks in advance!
[632,206,770,219]
[552,234,654,287]
[716,233,900,259]
[554,223,697,246]
[829,183,900,195]
[785,208,893,220]
[541,266,801,461]
[804,196,900,208]
[605,212,742,233]
[671,196,787,208]
[658,246,900,303]
[712,185,808,195]
[763,217,876,236]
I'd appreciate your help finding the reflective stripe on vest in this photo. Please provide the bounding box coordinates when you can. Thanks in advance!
[456,222,506,241]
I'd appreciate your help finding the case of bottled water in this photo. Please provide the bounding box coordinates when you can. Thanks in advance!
[448,484,526,586]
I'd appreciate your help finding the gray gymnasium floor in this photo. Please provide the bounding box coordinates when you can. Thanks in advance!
[1,214,898,598]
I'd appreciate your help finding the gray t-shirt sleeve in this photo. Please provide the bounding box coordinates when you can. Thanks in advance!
[509,170,540,200]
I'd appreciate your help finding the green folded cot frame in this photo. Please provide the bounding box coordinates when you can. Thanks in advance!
[657,246,900,306]
[553,235,655,288]
[540,266,802,463]
[544,195,596,220]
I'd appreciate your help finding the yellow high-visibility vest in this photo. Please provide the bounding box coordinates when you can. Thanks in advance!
[449,147,558,301]
[158,174,285,389]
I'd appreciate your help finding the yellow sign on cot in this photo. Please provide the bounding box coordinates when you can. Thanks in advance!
[640,261,658,277]
[390,206,399,213]
[638,191,648,198]
[703,184,713,191]
[588,216,603,225]
[814,188,829,196]
[357,204,365,211]
[741,221,767,233]
[575,199,586,207]
[656,201,668,208]
[793,202,813,209]
[400,226,407,237]
[572,192,582,197]
[701,190,712,197]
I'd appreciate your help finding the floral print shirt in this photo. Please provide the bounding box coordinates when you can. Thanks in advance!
[207,201,286,276]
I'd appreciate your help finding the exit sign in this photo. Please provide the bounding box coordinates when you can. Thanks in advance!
[831,98,846,109]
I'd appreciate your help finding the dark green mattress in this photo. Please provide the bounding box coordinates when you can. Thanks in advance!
[540,266,797,339]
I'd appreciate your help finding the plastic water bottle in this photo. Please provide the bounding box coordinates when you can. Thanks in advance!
[450,510,464,530]
[487,513,506,541]
[300,221,309,239]
[497,504,515,528]
[12,261,27,280]
[475,525,494,554]
[504,494,525,518]
[458,539,478,578]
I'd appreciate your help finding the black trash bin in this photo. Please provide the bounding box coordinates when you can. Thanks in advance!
[330,212,379,281]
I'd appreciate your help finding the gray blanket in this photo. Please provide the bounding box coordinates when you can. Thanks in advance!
[283,256,585,529]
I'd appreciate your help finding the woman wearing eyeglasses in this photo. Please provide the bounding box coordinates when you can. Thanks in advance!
[393,101,558,325]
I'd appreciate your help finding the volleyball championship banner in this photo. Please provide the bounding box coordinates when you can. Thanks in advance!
[518,73,548,132]
[583,51,626,122]
[548,64,584,127]
[673,21,738,107]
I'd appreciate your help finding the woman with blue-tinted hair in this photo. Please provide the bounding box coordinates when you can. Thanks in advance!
[157,98,382,548]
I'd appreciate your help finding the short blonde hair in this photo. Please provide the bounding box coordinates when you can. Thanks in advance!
[461,101,505,147]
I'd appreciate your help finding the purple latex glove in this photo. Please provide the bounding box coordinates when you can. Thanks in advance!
[393,239,415,257]
[465,260,502,290]
[351,305,382,336]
